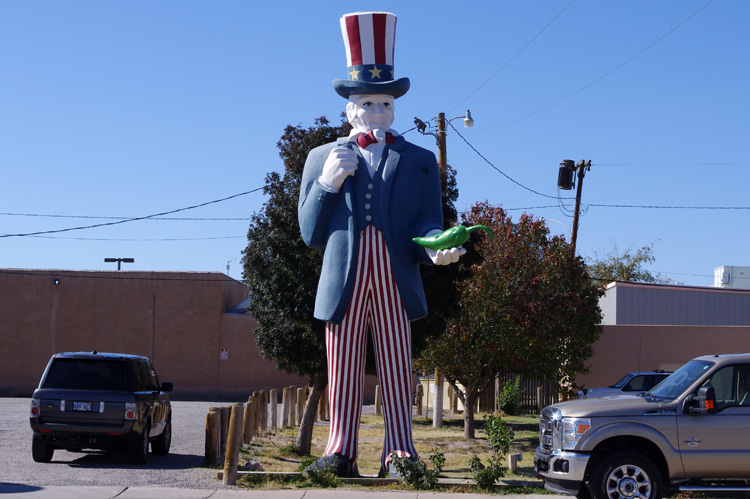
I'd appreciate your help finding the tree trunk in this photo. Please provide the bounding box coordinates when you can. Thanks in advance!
[463,390,477,439]
[296,376,326,455]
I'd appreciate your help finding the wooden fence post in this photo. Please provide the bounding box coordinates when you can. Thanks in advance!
[270,389,278,431]
[219,406,230,455]
[416,383,423,416]
[433,370,443,427]
[281,387,289,428]
[205,407,221,465]
[223,403,245,485]
[259,390,268,433]
[296,387,305,425]
[288,386,297,427]
[242,396,255,444]
[374,385,382,416]
[537,386,544,414]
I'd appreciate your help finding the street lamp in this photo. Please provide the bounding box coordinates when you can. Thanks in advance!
[414,110,474,175]
[412,111,473,429]
[104,257,135,270]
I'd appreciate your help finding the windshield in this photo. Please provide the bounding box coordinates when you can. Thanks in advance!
[649,360,713,400]
[610,373,634,389]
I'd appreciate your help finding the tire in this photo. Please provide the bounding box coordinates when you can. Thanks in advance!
[151,419,171,456]
[590,450,662,499]
[127,425,149,465]
[576,483,592,499]
[31,435,54,463]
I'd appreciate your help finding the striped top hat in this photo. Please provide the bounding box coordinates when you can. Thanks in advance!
[332,11,410,99]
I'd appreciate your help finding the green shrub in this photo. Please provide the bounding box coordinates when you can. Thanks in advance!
[469,454,505,491]
[389,448,445,490]
[485,413,515,456]
[470,414,516,492]
[497,377,525,415]
[297,456,338,488]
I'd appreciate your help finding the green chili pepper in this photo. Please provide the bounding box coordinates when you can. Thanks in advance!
[412,224,493,251]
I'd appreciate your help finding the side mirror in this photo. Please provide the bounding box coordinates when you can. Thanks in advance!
[688,386,716,414]
[161,382,173,393]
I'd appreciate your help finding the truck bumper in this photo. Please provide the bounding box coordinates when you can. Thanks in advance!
[534,446,590,495]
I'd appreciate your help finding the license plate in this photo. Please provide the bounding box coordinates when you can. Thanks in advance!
[73,401,92,412]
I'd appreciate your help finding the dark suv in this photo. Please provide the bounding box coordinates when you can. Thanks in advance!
[30,351,173,464]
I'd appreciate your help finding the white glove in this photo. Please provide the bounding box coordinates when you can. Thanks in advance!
[426,246,467,265]
[422,229,467,265]
[320,147,358,191]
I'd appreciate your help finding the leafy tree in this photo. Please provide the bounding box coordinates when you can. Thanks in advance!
[588,242,672,285]
[418,202,603,438]
[241,116,350,455]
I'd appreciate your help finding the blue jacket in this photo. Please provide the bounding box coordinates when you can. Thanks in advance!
[298,135,443,323]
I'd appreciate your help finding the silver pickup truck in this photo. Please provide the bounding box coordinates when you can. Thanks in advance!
[534,353,750,499]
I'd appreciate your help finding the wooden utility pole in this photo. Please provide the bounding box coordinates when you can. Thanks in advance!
[570,160,591,254]
[436,112,447,177]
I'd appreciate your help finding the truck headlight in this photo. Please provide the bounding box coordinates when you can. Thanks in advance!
[562,418,591,450]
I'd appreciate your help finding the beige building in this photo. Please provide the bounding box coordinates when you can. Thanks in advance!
[0,269,310,399]
[575,282,750,390]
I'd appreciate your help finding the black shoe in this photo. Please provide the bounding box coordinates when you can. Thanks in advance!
[303,453,354,478]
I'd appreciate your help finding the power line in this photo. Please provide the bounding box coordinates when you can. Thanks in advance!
[0,188,262,239]
[449,124,750,211]
[448,121,567,200]
[0,213,253,221]
[588,203,750,210]
[447,0,577,115]
[28,235,246,241]
[476,0,715,132]
[596,162,749,167]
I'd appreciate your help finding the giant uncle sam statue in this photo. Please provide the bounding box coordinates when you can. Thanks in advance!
[299,12,465,478]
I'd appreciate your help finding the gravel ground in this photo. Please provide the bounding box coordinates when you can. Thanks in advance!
[1,397,235,489]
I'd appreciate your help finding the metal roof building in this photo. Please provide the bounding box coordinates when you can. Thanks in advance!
[599,281,750,326]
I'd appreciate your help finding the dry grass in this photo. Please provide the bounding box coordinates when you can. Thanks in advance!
[240,410,541,481]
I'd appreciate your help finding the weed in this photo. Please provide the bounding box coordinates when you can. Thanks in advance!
[469,413,516,491]
[389,449,445,490]
[497,377,525,416]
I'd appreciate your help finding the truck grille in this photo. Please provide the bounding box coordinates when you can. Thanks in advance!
[539,406,561,453]
[540,413,553,452]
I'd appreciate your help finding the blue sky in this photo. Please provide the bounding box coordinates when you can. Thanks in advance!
[2,1,747,286]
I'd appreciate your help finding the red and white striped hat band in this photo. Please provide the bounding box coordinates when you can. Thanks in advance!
[332,11,410,99]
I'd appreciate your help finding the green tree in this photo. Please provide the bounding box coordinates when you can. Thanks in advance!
[588,242,671,285]
[241,116,350,455]
[418,202,603,438]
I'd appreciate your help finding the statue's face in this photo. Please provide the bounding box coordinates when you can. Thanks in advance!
[346,94,395,132]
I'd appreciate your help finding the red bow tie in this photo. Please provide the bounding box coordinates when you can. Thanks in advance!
[356,131,396,148]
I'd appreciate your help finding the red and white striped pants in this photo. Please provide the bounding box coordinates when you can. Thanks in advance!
[324,224,417,465]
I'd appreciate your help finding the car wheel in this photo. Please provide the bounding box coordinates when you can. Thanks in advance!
[576,483,592,499]
[151,419,171,456]
[128,425,149,465]
[32,435,54,463]
[590,450,662,499]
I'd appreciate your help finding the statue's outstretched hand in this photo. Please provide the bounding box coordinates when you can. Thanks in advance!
[420,229,466,265]
[320,147,358,191]
[426,246,467,265]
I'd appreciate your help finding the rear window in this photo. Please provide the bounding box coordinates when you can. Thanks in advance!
[43,358,128,391]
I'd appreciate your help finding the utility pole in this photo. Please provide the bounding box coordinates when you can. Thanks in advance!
[569,160,591,254]
[436,112,447,176]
